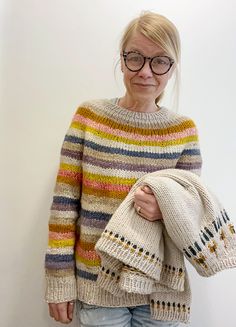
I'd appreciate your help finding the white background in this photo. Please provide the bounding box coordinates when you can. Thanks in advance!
[1,1,236,326]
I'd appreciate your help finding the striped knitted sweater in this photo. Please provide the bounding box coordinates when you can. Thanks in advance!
[45,98,202,306]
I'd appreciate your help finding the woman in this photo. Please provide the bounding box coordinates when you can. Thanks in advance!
[45,11,202,326]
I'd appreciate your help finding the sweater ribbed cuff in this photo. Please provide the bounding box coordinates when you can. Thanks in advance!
[119,267,156,294]
[96,252,124,297]
[96,270,124,297]
[45,276,77,303]
[159,268,185,291]
[196,256,236,277]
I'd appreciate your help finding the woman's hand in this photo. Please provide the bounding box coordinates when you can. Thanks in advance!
[48,301,75,324]
[134,185,162,222]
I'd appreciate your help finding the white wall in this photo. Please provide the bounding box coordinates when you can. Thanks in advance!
[1,1,236,326]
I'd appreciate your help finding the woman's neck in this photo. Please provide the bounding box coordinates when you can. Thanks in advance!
[118,95,160,113]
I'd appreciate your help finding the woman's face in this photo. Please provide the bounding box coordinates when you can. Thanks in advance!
[121,31,175,104]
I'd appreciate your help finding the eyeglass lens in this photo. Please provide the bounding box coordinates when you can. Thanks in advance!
[125,52,172,75]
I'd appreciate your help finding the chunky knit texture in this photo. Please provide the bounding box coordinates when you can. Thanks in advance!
[95,169,236,323]
[45,99,202,311]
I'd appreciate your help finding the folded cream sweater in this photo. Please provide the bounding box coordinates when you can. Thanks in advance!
[95,169,236,323]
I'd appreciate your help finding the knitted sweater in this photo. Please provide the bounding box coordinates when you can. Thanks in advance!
[95,169,236,323]
[45,98,202,307]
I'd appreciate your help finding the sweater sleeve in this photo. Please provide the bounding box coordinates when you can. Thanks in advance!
[148,172,236,278]
[45,107,85,303]
[175,119,202,176]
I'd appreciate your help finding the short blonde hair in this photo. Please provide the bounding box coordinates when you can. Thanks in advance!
[120,12,181,106]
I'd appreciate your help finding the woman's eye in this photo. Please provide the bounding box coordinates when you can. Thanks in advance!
[128,56,142,62]
[153,57,168,65]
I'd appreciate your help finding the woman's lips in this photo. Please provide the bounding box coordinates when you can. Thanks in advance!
[133,83,155,91]
[133,83,155,88]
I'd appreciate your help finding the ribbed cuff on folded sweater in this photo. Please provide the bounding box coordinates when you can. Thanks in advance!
[119,266,156,294]
[96,252,124,297]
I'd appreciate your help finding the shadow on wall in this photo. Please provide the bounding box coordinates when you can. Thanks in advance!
[6,176,78,327]
[185,261,212,327]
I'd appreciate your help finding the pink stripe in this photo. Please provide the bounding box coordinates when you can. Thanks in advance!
[74,114,196,141]
[76,246,100,260]
[83,178,131,192]
[58,170,82,180]
[49,231,74,240]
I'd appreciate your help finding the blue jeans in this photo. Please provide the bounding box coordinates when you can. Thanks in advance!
[77,302,180,327]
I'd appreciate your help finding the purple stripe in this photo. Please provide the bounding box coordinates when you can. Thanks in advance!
[51,203,78,211]
[175,162,202,169]
[61,148,83,160]
[80,217,107,229]
[83,154,173,173]
[45,261,75,269]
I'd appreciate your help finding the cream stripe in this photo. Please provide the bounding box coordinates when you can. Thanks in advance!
[80,225,104,237]
[81,194,121,214]
[46,247,74,255]
[83,163,150,179]
[84,132,191,151]
[50,210,78,219]
[61,156,82,166]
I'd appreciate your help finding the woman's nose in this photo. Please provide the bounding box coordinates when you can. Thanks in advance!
[137,60,153,78]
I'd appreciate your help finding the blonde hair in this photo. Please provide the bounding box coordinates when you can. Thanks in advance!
[120,12,181,108]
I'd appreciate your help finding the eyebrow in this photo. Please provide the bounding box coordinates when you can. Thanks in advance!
[127,48,167,56]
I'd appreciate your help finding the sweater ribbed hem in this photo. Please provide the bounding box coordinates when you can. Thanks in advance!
[76,277,190,323]
[76,276,149,307]
[151,305,190,324]
[45,276,77,303]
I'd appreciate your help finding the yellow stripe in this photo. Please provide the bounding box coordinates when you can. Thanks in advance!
[70,120,86,131]
[82,185,128,199]
[76,254,101,266]
[56,176,81,186]
[83,171,136,185]
[49,239,75,248]
[59,163,82,172]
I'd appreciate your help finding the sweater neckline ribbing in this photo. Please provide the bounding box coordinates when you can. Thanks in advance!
[80,98,184,129]
[90,98,174,128]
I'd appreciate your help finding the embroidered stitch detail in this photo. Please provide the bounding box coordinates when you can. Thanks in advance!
[151,300,190,314]
[103,229,162,267]
[183,209,236,268]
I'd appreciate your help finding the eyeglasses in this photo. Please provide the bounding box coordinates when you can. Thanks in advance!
[122,51,174,75]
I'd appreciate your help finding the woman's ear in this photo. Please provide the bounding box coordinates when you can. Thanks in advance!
[120,60,124,72]
[120,54,124,72]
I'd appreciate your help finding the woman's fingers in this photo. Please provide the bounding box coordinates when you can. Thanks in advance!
[48,302,73,324]
[134,186,162,221]
[57,303,72,323]
[49,303,59,320]
[141,185,154,194]
[68,301,75,320]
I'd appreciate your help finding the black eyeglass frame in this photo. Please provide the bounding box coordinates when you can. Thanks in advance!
[122,51,175,76]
